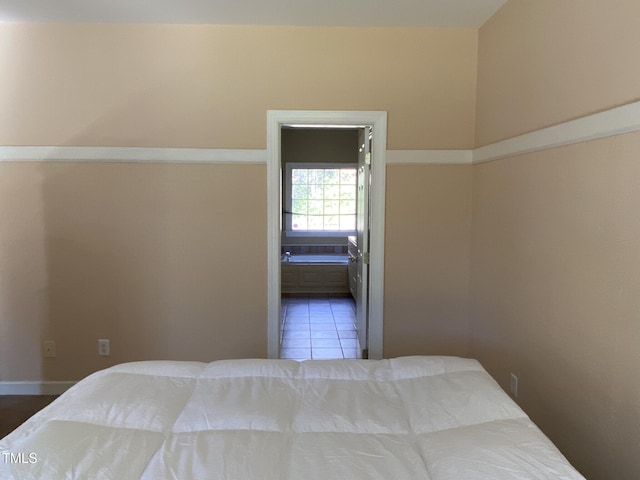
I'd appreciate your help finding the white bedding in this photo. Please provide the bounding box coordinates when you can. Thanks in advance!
[0,356,584,479]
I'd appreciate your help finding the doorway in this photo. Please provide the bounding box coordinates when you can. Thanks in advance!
[279,126,360,360]
[266,110,387,360]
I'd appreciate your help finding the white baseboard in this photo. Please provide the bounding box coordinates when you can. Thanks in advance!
[0,381,75,395]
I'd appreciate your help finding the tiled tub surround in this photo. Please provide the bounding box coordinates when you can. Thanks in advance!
[280,296,360,360]
[281,244,348,255]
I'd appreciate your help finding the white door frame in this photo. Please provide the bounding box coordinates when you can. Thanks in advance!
[266,110,387,360]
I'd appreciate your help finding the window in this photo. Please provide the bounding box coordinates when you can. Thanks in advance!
[285,163,357,236]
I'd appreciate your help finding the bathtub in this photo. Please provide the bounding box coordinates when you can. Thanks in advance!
[282,254,349,264]
[281,254,349,293]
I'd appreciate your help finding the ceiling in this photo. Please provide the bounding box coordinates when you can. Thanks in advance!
[0,0,506,28]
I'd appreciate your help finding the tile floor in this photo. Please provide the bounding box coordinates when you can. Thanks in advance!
[280,295,361,360]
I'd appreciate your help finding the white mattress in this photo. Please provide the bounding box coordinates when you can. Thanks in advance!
[0,356,584,479]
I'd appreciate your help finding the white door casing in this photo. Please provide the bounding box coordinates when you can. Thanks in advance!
[266,110,387,360]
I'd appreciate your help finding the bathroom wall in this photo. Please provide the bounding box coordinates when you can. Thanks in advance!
[280,128,358,248]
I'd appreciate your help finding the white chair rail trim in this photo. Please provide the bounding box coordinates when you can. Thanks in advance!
[1,100,639,165]
[473,100,640,164]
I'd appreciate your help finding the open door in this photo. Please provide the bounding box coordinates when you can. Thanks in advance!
[356,126,371,358]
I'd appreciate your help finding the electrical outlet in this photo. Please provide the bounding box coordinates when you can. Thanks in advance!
[43,340,56,358]
[510,372,519,398]
[98,339,110,356]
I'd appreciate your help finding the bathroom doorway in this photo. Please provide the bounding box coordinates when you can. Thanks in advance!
[279,126,361,360]
[266,110,387,360]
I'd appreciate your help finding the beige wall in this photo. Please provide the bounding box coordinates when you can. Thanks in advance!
[0,23,477,150]
[472,2,640,478]
[385,165,472,358]
[471,135,640,480]
[476,0,640,146]
[0,23,478,381]
[0,162,267,381]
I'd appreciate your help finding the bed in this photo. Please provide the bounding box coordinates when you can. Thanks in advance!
[0,356,584,479]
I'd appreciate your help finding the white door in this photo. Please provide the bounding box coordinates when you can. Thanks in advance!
[356,126,371,357]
